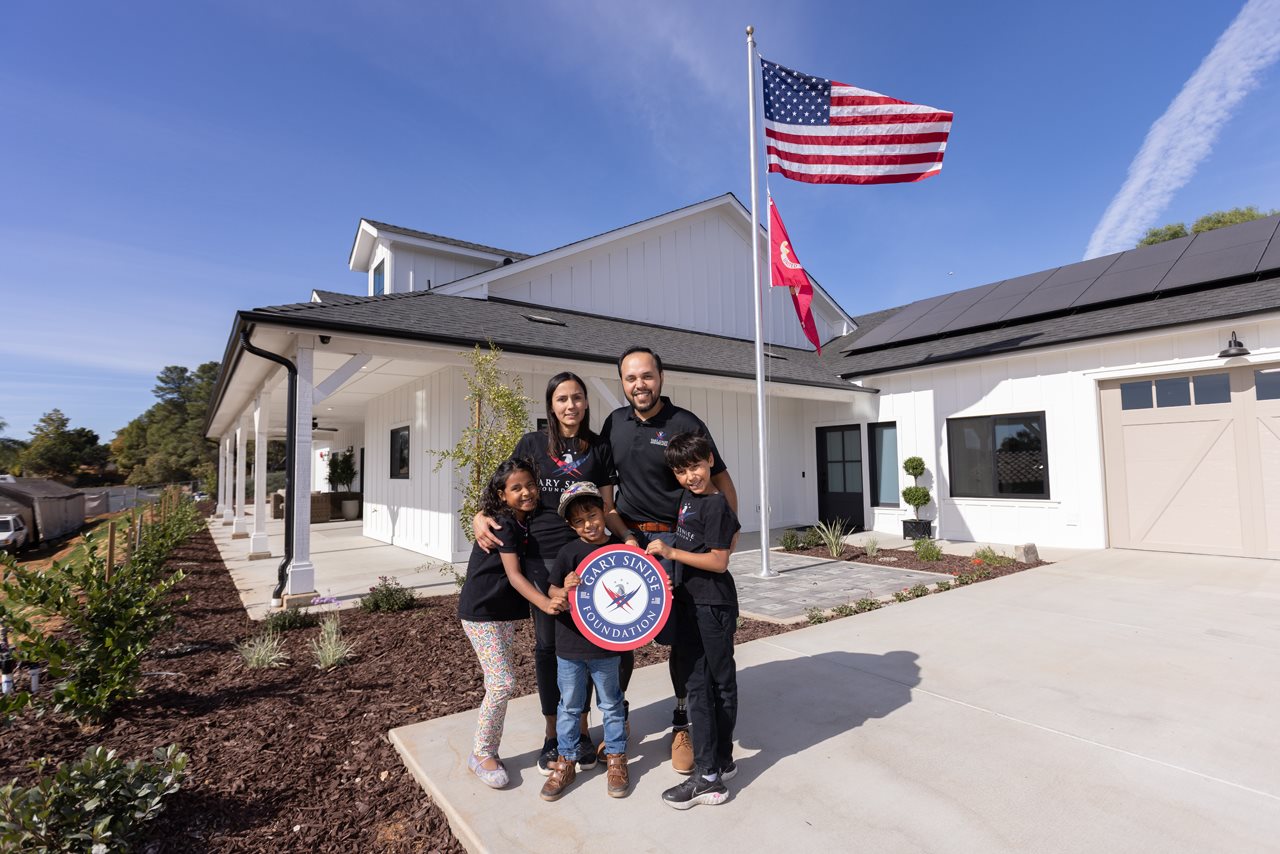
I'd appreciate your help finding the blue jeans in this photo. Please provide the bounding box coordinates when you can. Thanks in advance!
[556,656,626,757]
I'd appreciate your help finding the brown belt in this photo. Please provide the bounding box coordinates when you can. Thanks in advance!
[623,517,673,534]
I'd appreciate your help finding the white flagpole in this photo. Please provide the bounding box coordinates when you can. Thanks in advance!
[746,26,777,579]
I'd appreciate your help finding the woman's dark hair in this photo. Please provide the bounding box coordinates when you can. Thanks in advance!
[544,372,596,457]
[479,457,538,519]
[664,431,714,470]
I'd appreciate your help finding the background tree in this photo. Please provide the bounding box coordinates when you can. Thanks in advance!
[1138,206,1277,247]
[18,410,109,481]
[111,362,220,486]
[0,417,25,475]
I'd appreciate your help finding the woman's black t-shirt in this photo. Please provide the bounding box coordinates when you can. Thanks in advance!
[457,515,530,622]
[512,430,617,561]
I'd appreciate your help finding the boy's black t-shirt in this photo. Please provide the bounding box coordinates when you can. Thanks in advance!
[672,489,740,607]
[548,534,625,660]
[512,430,617,560]
[457,516,530,622]
[600,398,726,526]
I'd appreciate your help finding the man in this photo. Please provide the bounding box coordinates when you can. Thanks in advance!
[600,347,738,775]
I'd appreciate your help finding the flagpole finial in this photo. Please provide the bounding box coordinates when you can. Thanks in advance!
[746,25,754,35]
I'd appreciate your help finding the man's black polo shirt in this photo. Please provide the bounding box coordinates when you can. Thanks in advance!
[600,396,727,526]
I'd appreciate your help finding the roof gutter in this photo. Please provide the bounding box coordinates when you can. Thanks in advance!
[238,327,296,608]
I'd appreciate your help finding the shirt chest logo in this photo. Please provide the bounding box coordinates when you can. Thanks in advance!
[649,430,670,447]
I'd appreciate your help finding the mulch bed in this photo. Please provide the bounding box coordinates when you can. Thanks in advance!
[0,527,797,852]
[784,545,1044,578]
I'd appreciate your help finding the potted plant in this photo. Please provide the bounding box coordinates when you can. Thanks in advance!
[327,446,361,520]
[900,455,933,539]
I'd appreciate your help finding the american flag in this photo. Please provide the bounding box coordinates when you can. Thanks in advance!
[761,58,952,185]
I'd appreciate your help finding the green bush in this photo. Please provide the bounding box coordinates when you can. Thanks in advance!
[0,744,187,853]
[309,615,357,670]
[831,603,856,618]
[853,598,882,613]
[236,632,288,669]
[909,584,930,599]
[972,545,1014,566]
[0,497,200,722]
[901,456,932,521]
[862,536,880,558]
[359,576,417,613]
[934,579,953,592]
[912,537,943,562]
[261,608,320,632]
[902,456,926,479]
[804,607,828,625]
[800,526,823,550]
[893,588,912,603]
[779,529,801,551]
[813,518,851,558]
[955,566,992,585]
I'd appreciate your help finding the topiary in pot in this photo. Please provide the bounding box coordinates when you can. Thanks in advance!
[901,456,933,539]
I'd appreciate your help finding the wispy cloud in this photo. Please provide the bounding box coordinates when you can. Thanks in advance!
[1084,0,1280,259]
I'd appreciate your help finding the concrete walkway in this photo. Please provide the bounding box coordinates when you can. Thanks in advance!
[390,548,1280,853]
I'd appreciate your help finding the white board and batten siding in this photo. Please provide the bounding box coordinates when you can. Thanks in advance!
[368,242,497,296]
[461,209,848,350]
[862,314,1280,550]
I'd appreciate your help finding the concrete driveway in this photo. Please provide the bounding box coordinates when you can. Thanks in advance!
[390,549,1280,853]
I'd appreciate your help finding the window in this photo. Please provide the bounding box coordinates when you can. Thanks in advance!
[868,422,899,506]
[1123,373,1234,409]
[1154,377,1190,408]
[1120,381,1153,410]
[1192,373,1230,405]
[374,261,387,295]
[947,412,1049,499]
[389,426,410,479]
[1257,369,1280,401]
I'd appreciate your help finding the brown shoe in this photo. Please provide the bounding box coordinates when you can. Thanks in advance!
[671,728,694,775]
[606,753,629,798]
[539,756,577,802]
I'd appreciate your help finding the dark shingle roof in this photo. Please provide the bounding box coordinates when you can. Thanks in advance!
[311,289,366,306]
[362,219,530,261]
[839,274,1280,378]
[245,291,860,391]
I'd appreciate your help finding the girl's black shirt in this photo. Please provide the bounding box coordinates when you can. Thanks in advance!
[457,515,530,622]
[512,430,617,560]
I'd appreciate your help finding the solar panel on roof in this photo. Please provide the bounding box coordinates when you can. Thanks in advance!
[1073,235,1190,305]
[844,294,950,351]
[894,283,998,340]
[1255,215,1280,272]
[1000,253,1119,321]
[1158,215,1280,291]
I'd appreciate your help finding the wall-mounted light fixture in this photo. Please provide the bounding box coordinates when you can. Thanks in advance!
[1218,331,1249,358]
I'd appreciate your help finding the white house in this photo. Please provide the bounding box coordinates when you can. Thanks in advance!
[205,197,1280,602]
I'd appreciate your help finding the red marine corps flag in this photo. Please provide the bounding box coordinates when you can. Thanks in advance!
[768,194,821,353]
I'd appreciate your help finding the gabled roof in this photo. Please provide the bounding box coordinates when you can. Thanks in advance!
[0,478,83,500]
[348,218,530,271]
[242,290,859,392]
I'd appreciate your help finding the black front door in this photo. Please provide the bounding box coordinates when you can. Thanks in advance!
[816,425,864,530]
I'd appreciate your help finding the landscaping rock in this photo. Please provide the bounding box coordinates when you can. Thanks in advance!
[1015,543,1040,564]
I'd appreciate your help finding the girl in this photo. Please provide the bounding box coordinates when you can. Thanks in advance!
[458,458,566,789]
[473,372,633,774]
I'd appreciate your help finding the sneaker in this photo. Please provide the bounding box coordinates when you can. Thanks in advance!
[539,757,577,802]
[536,737,559,777]
[670,728,694,775]
[467,754,509,789]
[720,760,738,781]
[661,775,728,810]
[576,732,598,771]
[606,753,629,798]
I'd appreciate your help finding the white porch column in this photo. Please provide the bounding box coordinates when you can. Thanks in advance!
[232,417,249,538]
[215,439,227,517]
[221,435,234,525]
[249,390,271,558]
[287,339,316,596]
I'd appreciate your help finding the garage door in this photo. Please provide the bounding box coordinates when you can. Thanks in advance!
[1099,365,1280,558]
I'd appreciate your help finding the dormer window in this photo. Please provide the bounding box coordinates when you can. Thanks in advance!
[374,261,387,295]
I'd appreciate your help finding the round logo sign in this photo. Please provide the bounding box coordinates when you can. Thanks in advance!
[570,544,671,652]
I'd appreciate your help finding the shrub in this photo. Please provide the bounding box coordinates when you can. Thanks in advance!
[309,615,357,670]
[913,537,943,562]
[893,588,912,603]
[901,456,932,521]
[934,579,953,592]
[800,526,823,549]
[261,608,319,632]
[956,566,992,585]
[804,607,829,625]
[0,497,199,722]
[973,545,1014,566]
[909,583,930,599]
[779,529,801,551]
[813,518,851,558]
[0,744,187,852]
[236,632,288,669]
[853,598,882,613]
[327,446,357,492]
[863,536,880,558]
[831,603,856,618]
[360,576,417,613]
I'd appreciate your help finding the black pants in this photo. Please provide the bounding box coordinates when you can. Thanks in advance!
[531,558,633,717]
[682,601,738,775]
[631,530,690,703]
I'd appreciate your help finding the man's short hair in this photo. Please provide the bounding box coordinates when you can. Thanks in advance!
[664,431,713,470]
[617,346,663,376]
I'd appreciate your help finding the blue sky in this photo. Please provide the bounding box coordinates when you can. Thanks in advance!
[3,0,1279,442]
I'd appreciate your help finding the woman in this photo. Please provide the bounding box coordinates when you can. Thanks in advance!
[473,371,630,774]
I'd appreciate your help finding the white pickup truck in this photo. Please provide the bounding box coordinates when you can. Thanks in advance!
[0,515,29,554]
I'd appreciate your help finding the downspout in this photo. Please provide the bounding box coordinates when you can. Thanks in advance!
[239,328,296,607]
